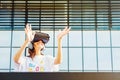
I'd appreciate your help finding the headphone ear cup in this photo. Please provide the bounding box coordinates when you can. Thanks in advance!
[28,42,33,49]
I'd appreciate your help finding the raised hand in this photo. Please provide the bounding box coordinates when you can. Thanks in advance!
[25,23,35,42]
[57,27,71,40]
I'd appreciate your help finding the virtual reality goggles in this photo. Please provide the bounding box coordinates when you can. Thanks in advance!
[32,32,50,44]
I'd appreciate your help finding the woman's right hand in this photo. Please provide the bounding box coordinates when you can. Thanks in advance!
[25,23,35,42]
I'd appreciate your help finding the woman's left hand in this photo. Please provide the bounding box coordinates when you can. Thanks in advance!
[57,27,71,40]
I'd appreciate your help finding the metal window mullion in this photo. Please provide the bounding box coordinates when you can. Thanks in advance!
[108,0,113,72]
[53,0,55,58]
[39,1,41,31]
[9,0,14,72]
[81,0,84,72]
[24,1,28,57]
[95,31,99,72]
[108,0,112,30]
[95,0,99,72]
[110,30,113,72]
[25,1,28,24]
[67,0,70,72]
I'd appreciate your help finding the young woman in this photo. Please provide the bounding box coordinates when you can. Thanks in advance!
[13,23,70,72]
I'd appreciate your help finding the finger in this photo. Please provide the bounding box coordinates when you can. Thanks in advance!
[24,28,26,32]
[63,27,70,33]
[32,31,36,36]
[29,24,32,31]
[25,27,28,32]
[64,27,70,34]
[26,23,29,28]
[25,24,29,31]
[67,27,71,32]
[62,27,67,32]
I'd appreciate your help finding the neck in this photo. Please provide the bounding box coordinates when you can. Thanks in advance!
[35,49,43,55]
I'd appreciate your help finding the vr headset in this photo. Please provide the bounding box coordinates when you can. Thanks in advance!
[32,32,50,44]
[28,32,50,49]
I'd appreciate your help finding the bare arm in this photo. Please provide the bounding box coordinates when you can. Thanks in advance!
[54,27,70,65]
[13,23,34,64]
[13,39,29,64]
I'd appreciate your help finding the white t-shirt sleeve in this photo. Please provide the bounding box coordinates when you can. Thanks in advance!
[14,56,26,72]
[52,59,59,72]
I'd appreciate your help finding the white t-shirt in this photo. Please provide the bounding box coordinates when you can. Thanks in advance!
[14,55,59,72]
